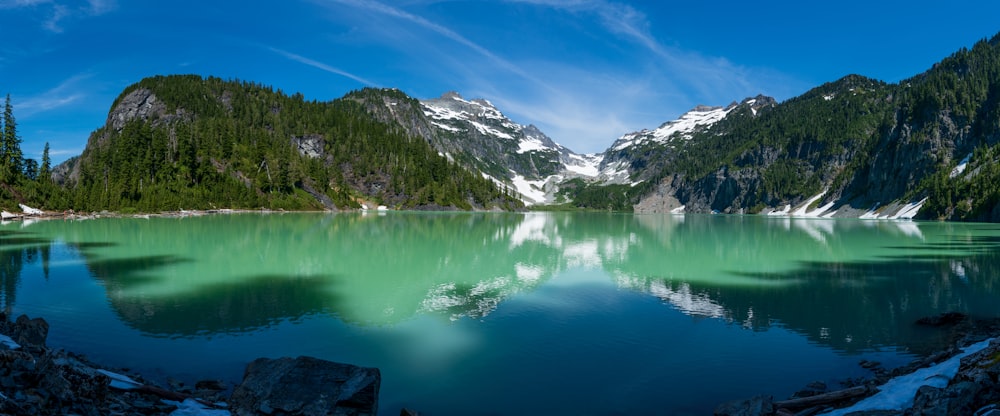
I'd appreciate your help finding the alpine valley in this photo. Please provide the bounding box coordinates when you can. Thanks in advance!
[7,33,1000,221]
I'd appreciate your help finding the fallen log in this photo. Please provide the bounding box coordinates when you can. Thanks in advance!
[774,385,869,409]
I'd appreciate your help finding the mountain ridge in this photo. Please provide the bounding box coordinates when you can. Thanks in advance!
[38,32,1000,221]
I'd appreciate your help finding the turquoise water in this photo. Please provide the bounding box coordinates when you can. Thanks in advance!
[2,212,1000,415]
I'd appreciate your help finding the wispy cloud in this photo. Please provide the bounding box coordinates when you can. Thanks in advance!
[268,47,377,86]
[42,3,69,32]
[86,0,115,15]
[2,0,117,32]
[320,0,539,84]
[307,0,799,152]
[502,0,763,101]
[18,73,91,117]
[0,0,50,8]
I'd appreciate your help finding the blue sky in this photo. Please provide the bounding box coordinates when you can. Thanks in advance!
[2,0,999,164]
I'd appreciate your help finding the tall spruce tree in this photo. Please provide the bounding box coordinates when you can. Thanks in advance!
[39,142,51,182]
[1,95,23,184]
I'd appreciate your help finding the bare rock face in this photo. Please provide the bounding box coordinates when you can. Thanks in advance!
[292,134,325,159]
[108,88,168,131]
[230,356,380,416]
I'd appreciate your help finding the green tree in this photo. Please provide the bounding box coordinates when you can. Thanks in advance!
[1,94,23,184]
[39,142,51,182]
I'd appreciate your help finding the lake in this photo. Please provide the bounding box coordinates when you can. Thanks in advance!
[2,212,1000,415]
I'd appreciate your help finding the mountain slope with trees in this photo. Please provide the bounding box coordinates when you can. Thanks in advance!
[617,33,1000,221]
[55,75,522,212]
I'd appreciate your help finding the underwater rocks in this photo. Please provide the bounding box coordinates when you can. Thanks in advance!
[230,356,381,416]
[0,312,383,415]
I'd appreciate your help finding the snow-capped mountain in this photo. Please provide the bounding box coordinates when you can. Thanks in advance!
[609,104,735,152]
[353,88,774,206]
[597,95,776,186]
[419,92,601,205]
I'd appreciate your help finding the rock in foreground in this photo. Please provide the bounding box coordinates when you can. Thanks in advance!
[230,356,381,416]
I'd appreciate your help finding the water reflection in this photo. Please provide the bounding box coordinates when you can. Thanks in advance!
[2,213,1000,356]
[0,229,53,310]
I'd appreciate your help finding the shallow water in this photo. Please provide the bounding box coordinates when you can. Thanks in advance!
[2,212,999,415]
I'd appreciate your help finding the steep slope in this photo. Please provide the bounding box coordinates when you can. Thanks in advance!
[598,96,777,185]
[632,33,1000,221]
[61,76,523,212]
[349,90,600,204]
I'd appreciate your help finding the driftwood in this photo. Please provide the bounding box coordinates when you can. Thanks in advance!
[101,371,224,409]
[774,385,869,409]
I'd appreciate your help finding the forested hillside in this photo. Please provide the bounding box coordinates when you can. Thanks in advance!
[620,33,1000,221]
[58,75,522,212]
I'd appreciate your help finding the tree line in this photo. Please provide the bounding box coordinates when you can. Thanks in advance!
[0,94,62,212]
[2,76,523,213]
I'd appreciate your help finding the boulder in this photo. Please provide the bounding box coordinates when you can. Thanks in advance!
[911,381,981,416]
[714,395,774,416]
[230,356,380,416]
[12,315,48,351]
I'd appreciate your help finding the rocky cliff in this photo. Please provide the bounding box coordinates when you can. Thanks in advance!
[633,35,1000,221]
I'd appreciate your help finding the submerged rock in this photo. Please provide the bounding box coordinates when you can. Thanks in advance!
[915,312,969,327]
[714,395,774,416]
[230,356,381,416]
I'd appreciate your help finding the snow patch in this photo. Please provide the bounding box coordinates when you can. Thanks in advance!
[511,174,548,205]
[564,153,602,177]
[0,335,20,350]
[18,204,43,215]
[670,206,685,214]
[767,205,791,216]
[430,121,460,132]
[165,399,231,416]
[822,338,994,415]
[517,137,547,153]
[612,104,734,151]
[467,119,514,140]
[887,198,926,220]
[950,153,972,178]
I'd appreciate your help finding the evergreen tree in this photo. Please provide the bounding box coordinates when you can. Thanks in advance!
[39,142,51,182]
[1,95,23,184]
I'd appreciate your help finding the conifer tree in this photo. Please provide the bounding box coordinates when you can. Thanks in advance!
[40,142,51,182]
[1,95,23,184]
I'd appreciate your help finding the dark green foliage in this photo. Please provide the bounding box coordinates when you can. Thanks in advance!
[1,94,23,185]
[588,32,1000,217]
[555,177,656,212]
[68,75,521,212]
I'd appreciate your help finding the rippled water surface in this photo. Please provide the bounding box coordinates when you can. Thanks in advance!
[3,212,1000,415]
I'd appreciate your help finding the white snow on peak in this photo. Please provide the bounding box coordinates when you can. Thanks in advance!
[430,121,460,132]
[422,97,521,140]
[612,104,734,151]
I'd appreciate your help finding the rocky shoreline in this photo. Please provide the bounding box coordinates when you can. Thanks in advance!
[0,312,382,415]
[716,314,1000,416]
[3,304,999,415]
